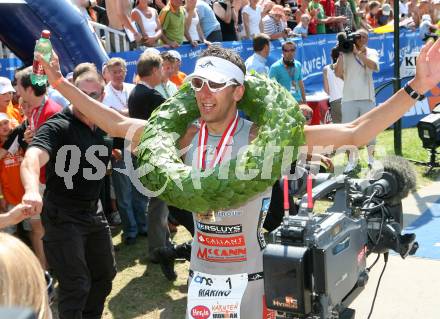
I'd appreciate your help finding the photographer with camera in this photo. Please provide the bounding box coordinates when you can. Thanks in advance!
[335,28,379,172]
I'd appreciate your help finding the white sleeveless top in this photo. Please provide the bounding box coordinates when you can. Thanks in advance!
[184,118,275,318]
[132,7,157,37]
[324,64,344,102]
[186,9,201,41]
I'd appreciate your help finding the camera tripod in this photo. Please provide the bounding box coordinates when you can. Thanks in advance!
[410,147,440,175]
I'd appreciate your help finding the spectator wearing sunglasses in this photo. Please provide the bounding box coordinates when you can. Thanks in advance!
[269,41,306,103]
[21,69,117,319]
[0,232,52,319]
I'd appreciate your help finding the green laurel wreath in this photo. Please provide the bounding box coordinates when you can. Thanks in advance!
[137,73,305,212]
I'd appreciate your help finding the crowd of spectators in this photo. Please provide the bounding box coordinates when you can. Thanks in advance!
[70,0,440,47]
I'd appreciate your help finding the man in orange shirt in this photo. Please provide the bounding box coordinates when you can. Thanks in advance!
[0,77,23,124]
[168,50,187,88]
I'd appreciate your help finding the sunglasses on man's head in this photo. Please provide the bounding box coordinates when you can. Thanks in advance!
[190,77,238,93]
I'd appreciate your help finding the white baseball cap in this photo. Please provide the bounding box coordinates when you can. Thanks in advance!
[168,50,182,61]
[382,3,391,16]
[143,47,161,55]
[0,112,11,122]
[0,77,15,94]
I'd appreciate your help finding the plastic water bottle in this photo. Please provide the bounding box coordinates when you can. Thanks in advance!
[31,30,52,86]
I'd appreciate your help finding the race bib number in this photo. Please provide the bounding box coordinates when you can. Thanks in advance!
[187,271,248,319]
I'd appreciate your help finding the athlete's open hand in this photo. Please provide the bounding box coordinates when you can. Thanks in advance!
[412,38,440,94]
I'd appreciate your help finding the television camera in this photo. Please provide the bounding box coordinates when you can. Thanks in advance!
[336,28,361,53]
[263,156,418,319]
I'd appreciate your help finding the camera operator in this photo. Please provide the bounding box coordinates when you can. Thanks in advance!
[335,29,379,172]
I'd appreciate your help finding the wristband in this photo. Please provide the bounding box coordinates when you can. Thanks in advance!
[52,77,65,90]
[403,83,425,101]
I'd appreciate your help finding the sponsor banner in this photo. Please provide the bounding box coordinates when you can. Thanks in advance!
[196,221,243,235]
[105,29,422,100]
[197,247,247,263]
[197,232,246,247]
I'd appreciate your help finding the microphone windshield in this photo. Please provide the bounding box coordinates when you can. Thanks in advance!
[376,156,417,205]
[336,32,347,42]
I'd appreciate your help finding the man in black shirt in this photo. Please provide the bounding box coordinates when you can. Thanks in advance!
[128,51,164,120]
[126,51,179,279]
[21,71,116,319]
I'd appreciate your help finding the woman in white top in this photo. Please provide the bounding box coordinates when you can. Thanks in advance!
[131,0,162,47]
[184,0,211,47]
[323,47,344,123]
[242,0,263,39]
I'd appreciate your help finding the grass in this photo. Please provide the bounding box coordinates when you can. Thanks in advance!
[53,127,440,319]
[101,228,192,319]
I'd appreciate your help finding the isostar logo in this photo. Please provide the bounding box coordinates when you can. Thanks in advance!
[191,305,210,319]
[272,296,298,309]
[197,232,246,247]
[197,247,247,262]
[212,303,239,318]
[196,221,242,235]
[257,198,271,250]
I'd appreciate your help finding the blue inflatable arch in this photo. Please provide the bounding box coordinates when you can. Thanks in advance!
[0,0,108,74]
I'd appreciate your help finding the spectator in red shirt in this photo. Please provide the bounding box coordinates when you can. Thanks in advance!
[15,67,62,270]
